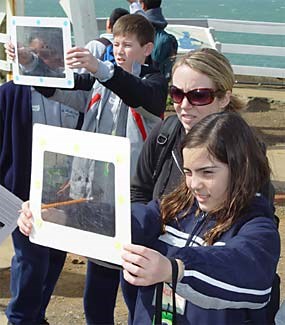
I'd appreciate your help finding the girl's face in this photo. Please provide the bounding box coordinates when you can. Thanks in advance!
[183,147,229,212]
[172,65,231,133]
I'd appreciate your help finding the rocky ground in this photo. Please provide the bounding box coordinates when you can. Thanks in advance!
[0,86,284,324]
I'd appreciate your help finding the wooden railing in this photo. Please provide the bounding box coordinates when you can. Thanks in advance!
[1,15,284,79]
[167,18,285,79]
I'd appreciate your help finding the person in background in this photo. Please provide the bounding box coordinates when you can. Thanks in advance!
[123,111,280,324]
[0,79,82,325]
[127,0,167,30]
[78,7,129,70]
[127,0,178,80]
[128,0,143,14]
[10,14,168,325]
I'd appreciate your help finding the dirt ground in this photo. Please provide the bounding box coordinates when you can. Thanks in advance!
[0,88,284,324]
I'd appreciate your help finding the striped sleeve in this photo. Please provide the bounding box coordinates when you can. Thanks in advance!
[172,217,280,309]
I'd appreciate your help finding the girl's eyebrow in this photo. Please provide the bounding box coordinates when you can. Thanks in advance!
[183,165,219,172]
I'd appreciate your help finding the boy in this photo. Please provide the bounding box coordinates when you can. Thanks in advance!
[35,13,168,324]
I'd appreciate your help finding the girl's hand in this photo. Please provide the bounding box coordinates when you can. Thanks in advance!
[17,201,33,236]
[122,243,172,286]
[66,47,99,73]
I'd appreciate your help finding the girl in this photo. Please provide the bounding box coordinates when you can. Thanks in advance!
[122,112,280,324]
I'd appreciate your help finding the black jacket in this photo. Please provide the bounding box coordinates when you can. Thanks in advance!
[131,115,185,203]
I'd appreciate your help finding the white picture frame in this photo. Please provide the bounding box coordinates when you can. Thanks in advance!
[11,16,74,88]
[29,124,131,265]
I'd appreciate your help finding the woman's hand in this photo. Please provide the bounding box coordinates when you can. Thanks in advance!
[17,201,33,236]
[122,243,172,286]
[66,47,99,74]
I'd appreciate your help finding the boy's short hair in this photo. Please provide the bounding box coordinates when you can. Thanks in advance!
[109,8,129,29]
[113,14,154,46]
[140,0,162,9]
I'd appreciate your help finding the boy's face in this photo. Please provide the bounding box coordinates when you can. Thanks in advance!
[113,33,153,73]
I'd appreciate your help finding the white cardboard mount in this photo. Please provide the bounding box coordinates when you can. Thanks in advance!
[29,124,131,265]
[11,16,74,88]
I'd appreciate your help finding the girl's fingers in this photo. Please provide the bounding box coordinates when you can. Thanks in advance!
[17,216,33,236]
[122,269,148,287]
[121,250,148,268]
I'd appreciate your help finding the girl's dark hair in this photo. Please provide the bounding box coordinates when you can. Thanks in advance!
[160,112,270,245]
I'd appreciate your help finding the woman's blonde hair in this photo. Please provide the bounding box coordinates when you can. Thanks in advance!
[172,48,245,112]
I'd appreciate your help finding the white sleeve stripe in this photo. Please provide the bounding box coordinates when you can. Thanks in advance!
[158,233,187,247]
[165,225,189,239]
[176,282,270,310]
[158,233,203,247]
[183,270,272,295]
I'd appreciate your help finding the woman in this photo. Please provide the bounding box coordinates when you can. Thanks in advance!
[123,112,280,324]
[131,48,245,203]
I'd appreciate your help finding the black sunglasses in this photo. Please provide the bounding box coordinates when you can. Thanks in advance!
[169,85,220,106]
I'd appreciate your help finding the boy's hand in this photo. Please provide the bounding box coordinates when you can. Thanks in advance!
[66,47,99,74]
[17,201,33,236]
[122,243,172,286]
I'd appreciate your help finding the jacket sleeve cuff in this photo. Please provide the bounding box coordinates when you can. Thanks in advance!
[92,60,114,82]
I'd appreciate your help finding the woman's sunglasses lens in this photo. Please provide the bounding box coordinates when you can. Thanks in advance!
[170,86,184,104]
[189,89,214,106]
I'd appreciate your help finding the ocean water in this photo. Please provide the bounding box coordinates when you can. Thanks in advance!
[24,0,285,69]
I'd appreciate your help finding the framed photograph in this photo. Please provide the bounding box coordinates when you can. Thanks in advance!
[29,124,131,265]
[11,16,74,88]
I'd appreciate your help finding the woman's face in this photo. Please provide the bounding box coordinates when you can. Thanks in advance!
[183,147,229,212]
[172,65,230,133]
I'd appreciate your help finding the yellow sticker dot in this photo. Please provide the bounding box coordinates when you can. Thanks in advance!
[116,154,124,164]
[118,195,125,205]
[73,144,80,153]
[35,218,43,228]
[35,180,41,190]
[39,138,47,148]
[115,242,122,250]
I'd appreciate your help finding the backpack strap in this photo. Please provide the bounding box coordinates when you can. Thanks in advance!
[152,115,181,182]
[96,37,112,60]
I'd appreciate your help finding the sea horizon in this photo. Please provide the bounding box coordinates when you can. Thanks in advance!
[22,0,285,69]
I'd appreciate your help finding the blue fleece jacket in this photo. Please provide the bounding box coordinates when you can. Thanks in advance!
[130,195,280,324]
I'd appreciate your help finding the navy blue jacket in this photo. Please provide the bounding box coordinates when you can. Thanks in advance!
[130,195,280,324]
[0,82,32,200]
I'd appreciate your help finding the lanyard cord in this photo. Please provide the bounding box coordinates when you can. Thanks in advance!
[154,258,179,325]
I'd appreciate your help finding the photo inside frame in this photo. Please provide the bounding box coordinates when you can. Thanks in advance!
[41,151,116,237]
[16,26,65,78]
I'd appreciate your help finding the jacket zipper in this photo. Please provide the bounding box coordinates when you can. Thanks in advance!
[185,212,207,247]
